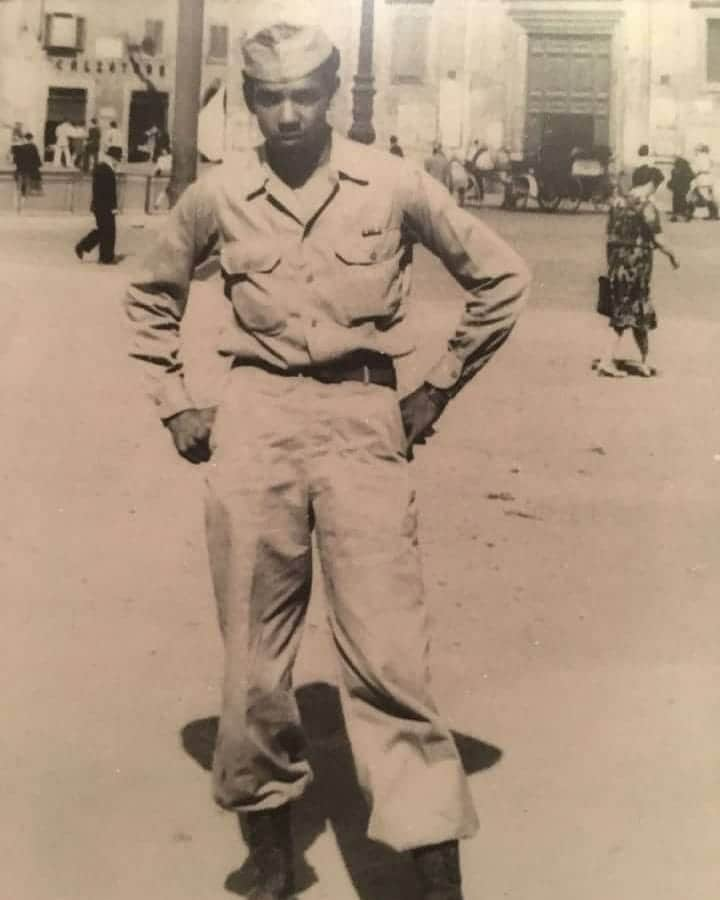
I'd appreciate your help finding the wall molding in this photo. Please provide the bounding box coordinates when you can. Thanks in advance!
[503,1,624,36]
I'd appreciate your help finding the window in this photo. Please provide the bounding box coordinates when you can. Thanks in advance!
[391,13,429,83]
[143,19,164,56]
[44,13,85,53]
[207,24,229,63]
[708,19,720,80]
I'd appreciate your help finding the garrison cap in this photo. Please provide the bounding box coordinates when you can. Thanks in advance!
[242,21,334,83]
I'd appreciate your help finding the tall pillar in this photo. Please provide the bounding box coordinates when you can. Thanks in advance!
[168,0,205,207]
[348,0,376,144]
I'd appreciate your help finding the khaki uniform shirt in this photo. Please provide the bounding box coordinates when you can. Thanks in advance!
[126,133,529,419]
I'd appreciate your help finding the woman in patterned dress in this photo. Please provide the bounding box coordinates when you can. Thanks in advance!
[597,166,678,377]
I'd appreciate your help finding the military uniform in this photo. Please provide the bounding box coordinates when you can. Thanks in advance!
[126,19,529,897]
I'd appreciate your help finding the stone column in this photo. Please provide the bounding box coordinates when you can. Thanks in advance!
[168,0,205,206]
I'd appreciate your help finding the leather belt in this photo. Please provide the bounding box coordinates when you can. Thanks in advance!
[232,350,397,390]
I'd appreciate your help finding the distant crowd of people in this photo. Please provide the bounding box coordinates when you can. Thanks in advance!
[45,117,122,171]
[666,143,718,222]
[6,115,172,216]
[48,117,169,170]
[418,138,508,207]
[3,113,174,266]
[7,117,171,175]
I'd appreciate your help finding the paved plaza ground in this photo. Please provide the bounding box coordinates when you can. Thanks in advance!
[1,201,719,900]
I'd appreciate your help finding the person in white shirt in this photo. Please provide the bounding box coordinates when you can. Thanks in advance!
[152,148,173,210]
[689,143,718,220]
[53,119,72,167]
[105,121,123,163]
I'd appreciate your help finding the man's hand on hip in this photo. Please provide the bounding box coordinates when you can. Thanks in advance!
[400,383,450,460]
[164,407,217,464]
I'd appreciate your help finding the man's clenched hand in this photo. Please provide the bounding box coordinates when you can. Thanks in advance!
[400,383,450,460]
[164,407,217,464]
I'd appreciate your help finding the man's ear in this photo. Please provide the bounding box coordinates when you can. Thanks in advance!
[242,81,256,114]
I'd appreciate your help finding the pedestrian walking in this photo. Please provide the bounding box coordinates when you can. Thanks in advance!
[105,121,123,163]
[84,118,101,173]
[125,18,529,900]
[13,132,42,197]
[389,134,404,157]
[667,155,694,222]
[596,166,678,378]
[75,152,119,264]
[424,141,450,188]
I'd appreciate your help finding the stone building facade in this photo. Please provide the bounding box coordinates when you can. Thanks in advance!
[367,0,720,167]
[2,0,720,168]
[0,0,240,160]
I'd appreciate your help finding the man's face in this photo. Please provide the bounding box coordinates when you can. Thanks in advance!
[250,70,333,155]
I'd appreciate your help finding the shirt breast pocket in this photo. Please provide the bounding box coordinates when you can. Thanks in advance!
[220,241,284,335]
[333,227,405,325]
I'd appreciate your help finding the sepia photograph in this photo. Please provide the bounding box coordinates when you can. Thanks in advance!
[1,1,719,898]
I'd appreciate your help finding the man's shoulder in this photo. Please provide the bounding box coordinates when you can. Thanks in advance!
[333,133,405,172]
[192,148,265,201]
[331,133,421,195]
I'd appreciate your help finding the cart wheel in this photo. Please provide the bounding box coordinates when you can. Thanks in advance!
[538,186,561,212]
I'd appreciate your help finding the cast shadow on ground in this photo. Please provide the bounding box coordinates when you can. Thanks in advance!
[181,682,502,900]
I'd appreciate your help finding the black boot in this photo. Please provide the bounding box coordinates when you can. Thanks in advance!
[242,805,296,900]
[412,840,464,900]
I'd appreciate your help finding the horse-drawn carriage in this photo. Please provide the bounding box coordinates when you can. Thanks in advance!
[503,145,616,213]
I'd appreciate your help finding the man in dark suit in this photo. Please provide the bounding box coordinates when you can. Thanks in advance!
[75,152,119,264]
[13,132,43,197]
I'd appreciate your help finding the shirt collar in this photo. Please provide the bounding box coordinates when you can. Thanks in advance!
[243,131,370,200]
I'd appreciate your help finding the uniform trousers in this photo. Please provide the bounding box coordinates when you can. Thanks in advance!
[205,366,479,851]
[77,210,116,263]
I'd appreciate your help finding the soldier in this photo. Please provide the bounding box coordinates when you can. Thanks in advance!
[125,19,529,900]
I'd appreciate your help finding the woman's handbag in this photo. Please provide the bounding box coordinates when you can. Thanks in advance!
[597,275,612,316]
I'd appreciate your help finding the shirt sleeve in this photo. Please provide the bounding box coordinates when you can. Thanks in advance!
[124,178,218,420]
[401,165,530,395]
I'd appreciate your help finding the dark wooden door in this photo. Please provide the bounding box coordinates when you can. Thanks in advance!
[128,90,168,162]
[526,34,611,158]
